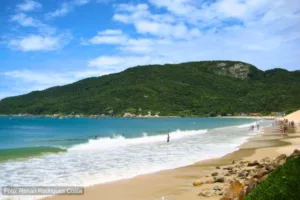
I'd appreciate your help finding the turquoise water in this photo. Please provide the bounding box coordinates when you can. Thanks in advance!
[0,116,256,160]
[0,116,270,200]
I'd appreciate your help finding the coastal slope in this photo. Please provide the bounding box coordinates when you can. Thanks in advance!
[0,61,299,116]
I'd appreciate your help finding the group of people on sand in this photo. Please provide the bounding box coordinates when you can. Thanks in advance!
[279,119,298,136]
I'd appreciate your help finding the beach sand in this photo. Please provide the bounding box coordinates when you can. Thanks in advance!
[46,117,300,200]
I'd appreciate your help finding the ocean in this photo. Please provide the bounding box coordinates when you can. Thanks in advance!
[0,116,271,199]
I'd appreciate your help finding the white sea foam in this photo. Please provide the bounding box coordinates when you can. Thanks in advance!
[69,129,208,151]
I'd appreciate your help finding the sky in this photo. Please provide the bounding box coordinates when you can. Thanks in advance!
[0,0,300,99]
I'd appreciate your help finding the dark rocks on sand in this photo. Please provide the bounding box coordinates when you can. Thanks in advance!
[247,160,260,167]
[213,185,223,191]
[216,166,221,169]
[205,179,215,184]
[214,177,225,183]
[275,154,287,165]
[212,172,219,176]
[198,191,212,197]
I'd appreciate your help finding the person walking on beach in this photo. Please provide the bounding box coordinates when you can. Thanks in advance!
[167,133,170,143]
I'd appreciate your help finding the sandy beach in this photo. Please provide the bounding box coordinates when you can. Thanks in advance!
[45,113,300,200]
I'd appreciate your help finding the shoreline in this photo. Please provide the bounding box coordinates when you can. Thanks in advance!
[0,113,280,119]
[45,122,300,200]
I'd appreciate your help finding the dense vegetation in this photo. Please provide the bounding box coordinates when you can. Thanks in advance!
[0,61,299,116]
[246,156,300,200]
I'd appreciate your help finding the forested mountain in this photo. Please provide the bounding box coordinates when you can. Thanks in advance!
[0,61,299,116]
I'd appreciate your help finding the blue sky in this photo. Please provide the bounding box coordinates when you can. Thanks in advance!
[0,0,300,99]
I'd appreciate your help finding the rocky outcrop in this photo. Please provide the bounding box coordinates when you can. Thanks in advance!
[211,62,251,80]
[191,149,300,200]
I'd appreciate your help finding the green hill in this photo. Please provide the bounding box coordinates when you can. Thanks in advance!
[0,61,299,116]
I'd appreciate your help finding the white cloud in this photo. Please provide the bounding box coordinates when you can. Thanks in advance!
[46,0,91,18]
[113,4,201,40]
[16,0,42,12]
[9,34,71,51]
[85,29,128,45]
[88,55,165,69]
[10,13,56,34]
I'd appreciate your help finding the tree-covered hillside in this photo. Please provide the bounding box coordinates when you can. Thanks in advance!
[0,61,299,116]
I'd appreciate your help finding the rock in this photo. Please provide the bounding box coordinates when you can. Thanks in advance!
[222,180,244,199]
[246,182,256,196]
[259,169,270,176]
[275,154,287,165]
[193,180,203,186]
[227,167,233,171]
[290,149,300,158]
[232,160,236,164]
[218,192,224,196]
[213,185,223,191]
[205,180,215,184]
[224,173,231,176]
[257,174,268,184]
[220,197,231,200]
[215,177,225,183]
[247,160,260,167]
[265,165,275,172]
[198,191,212,197]
[212,172,219,176]
[216,166,221,169]
[237,171,248,179]
[256,164,265,169]
[260,157,272,164]
[252,169,269,179]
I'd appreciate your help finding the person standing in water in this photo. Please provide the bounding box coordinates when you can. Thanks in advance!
[167,133,170,143]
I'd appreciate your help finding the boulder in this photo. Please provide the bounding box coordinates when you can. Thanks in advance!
[215,177,225,183]
[213,185,223,191]
[227,167,233,171]
[246,182,256,196]
[252,169,269,179]
[257,174,268,184]
[198,191,212,197]
[193,180,203,186]
[260,157,272,164]
[205,179,215,184]
[247,160,260,167]
[216,166,221,169]
[212,172,219,176]
[256,164,265,169]
[290,149,300,158]
[275,154,287,165]
[265,165,275,173]
[222,180,244,199]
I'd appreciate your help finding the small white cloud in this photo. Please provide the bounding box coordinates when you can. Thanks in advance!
[11,13,38,27]
[16,0,42,12]
[46,0,90,18]
[9,34,71,52]
[86,29,127,45]
[10,13,56,34]
[88,55,165,69]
